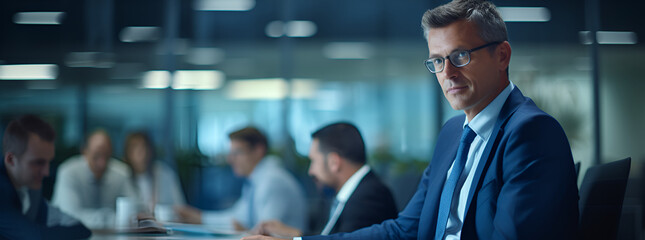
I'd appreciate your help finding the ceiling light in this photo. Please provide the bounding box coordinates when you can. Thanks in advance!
[141,71,170,89]
[291,79,318,99]
[227,78,288,99]
[194,0,255,11]
[120,27,161,43]
[0,64,58,80]
[265,21,317,38]
[172,70,224,90]
[285,21,317,37]
[265,21,285,38]
[498,7,550,22]
[596,31,637,44]
[579,31,638,45]
[13,12,65,25]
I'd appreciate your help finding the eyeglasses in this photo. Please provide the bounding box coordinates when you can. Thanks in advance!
[424,41,501,73]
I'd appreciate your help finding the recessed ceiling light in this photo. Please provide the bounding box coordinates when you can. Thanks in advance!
[120,27,161,43]
[194,0,255,11]
[498,7,550,22]
[0,64,58,80]
[13,12,65,25]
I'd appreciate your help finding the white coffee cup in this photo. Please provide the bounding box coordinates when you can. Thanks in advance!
[116,197,137,228]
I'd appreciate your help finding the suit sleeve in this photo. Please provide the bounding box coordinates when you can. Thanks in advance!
[492,115,579,239]
[0,204,91,240]
[303,166,431,240]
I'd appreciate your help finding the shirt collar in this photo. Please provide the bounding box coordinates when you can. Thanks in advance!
[17,186,30,214]
[464,81,515,140]
[336,165,371,203]
[247,155,278,184]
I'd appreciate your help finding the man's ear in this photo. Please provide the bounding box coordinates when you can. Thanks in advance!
[327,152,342,173]
[4,152,16,167]
[252,144,266,158]
[497,41,512,71]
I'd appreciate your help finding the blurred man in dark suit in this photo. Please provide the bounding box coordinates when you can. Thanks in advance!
[253,122,398,238]
[0,115,91,239]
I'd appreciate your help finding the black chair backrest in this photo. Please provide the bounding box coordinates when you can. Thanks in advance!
[578,157,631,240]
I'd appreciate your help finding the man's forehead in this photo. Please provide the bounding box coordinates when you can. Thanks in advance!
[25,133,55,160]
[427,22,481,55]
[89,132,109,144]
[230,139,251,149]
[87,133,111,150]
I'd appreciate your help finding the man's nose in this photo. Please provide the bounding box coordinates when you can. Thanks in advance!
[43,163,50,177]
[441,59,459,79]
[98,157,108,168]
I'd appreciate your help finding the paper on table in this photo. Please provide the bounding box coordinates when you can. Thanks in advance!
[164,222,247,237]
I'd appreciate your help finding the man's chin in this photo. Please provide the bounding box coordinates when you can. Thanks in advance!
[311,178,327,189]
[232,170,246,177]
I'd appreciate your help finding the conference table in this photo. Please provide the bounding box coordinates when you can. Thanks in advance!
[89,222,248,240]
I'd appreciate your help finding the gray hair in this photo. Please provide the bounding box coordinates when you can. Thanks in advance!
[421,0,507,44]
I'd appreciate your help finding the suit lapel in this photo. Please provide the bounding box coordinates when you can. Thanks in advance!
[418,116,464,239]
[463,87,527,221]
[330,171,374,234]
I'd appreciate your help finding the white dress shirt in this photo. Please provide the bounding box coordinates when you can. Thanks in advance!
[202,156,308,231]
[294,165,371,240]
[17,186,30,214]
[133,161,185,211]
[51,155,137,229]
[320,165,371,235]
[443,82,514,240]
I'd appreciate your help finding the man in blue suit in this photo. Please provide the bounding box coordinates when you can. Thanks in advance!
[0,115,91,239]
[243,0,579,239]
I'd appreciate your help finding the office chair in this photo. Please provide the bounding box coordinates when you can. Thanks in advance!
[578,157,631,240]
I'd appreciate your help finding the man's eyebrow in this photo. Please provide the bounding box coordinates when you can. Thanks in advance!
[429,46,466,58]
[429,53,443,58]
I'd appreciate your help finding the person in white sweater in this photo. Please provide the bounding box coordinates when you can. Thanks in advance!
[52,129,137,229]
[122,131,185,214]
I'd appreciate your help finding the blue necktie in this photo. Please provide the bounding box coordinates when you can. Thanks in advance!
[243,180,255,228]
[434,125,477,240]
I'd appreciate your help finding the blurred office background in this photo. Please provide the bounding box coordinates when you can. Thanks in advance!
[1,0,644,238]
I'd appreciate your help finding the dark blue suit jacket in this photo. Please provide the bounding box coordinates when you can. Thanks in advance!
[305,87,579,240]
[0,164,92,240]
[329,171,398,234]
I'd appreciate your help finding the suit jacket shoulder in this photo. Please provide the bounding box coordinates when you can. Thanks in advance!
[332,170,399,234]
[0,164,91,240]
[459,87,579,239]
[0,164,22,212]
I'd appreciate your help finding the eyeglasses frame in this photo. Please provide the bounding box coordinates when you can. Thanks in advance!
[424,41,502,73]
